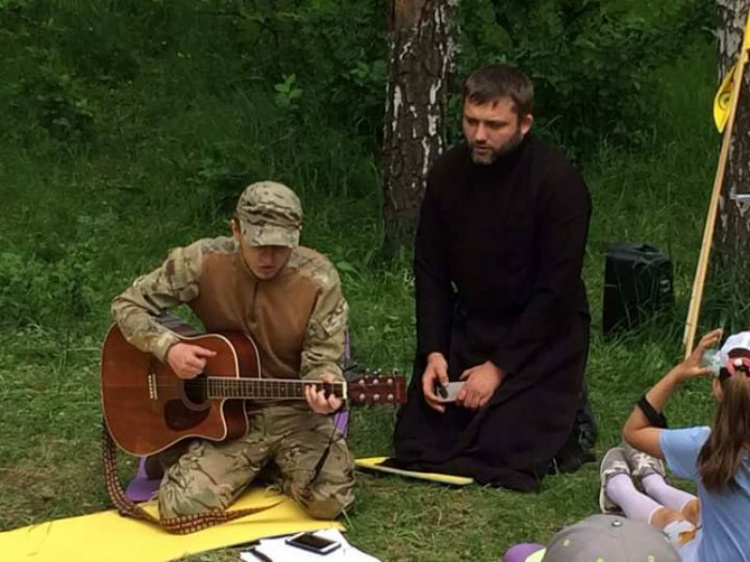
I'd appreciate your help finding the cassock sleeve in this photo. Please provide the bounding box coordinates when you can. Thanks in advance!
[491,171,591,375]
[414,172,455,358]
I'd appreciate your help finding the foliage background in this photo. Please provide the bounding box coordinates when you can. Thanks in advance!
[0,0,727,559]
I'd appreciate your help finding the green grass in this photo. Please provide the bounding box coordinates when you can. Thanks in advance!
[0,1,727,560]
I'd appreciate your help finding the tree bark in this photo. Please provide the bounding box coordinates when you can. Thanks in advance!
[382,0,458,253]
[716,0,750,259]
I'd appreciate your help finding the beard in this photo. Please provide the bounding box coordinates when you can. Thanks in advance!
[469,129,524,165]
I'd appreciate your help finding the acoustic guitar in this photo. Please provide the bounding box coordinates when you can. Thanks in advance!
[101,326,406,456]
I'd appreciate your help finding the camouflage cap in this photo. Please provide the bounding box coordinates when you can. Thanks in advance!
[236,181,302,248]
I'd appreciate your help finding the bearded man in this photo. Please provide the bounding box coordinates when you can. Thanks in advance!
[391,64,594,491]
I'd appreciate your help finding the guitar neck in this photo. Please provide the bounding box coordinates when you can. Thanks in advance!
[205,377,346,401]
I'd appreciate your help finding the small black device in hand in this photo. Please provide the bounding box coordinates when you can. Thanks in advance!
[285,532,341,555]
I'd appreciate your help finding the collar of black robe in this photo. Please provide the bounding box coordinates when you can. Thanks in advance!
[464,132,532,173]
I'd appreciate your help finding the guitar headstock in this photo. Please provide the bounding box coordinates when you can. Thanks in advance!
[346,370,406,406]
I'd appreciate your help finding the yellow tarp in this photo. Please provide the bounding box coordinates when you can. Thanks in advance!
[1,489,343,562]
[355,456,474,486]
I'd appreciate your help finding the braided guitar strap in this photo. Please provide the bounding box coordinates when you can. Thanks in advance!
[102,423,281,534]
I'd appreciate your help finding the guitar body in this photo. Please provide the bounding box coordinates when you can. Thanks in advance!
[101,326,261,456]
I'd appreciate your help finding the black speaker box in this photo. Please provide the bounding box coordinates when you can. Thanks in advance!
[603,244,674,334]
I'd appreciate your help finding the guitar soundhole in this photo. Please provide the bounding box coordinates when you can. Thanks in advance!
[183,377,208,406]
[163,377,210,432]
[164,399,210,431]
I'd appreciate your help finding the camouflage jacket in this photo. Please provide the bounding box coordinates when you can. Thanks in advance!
[111,237,348,380]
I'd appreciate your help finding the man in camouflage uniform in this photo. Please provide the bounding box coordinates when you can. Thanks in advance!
[111,181,354,520]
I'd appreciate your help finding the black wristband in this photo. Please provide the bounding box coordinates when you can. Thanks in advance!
[637,395,668,428]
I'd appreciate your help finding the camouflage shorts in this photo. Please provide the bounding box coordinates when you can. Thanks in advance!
[158,404,355,520]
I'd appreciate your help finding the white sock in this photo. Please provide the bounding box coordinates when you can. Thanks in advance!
[642,473,697,513]
[606,473,663,523]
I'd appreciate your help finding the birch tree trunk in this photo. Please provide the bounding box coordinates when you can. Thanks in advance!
[381,0,458,253]
[716,0,750,258]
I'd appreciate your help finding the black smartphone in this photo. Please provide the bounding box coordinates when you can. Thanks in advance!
[285,532,341,555]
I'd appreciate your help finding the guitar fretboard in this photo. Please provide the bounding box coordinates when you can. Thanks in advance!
[205,377,344,400]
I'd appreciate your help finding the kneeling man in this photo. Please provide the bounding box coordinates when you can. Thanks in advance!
[392,65,592,491]
[112,181,354,518]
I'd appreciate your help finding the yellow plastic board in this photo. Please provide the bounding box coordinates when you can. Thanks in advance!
[1,489,343,562]
[355,456,474,486]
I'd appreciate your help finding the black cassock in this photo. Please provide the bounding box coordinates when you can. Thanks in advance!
[392,135,591,491]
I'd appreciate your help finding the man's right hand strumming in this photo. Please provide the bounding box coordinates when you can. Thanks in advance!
[167,342,217,379]
[422,352,449,413]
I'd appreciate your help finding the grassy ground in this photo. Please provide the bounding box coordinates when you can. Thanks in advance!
[0,2,725,561]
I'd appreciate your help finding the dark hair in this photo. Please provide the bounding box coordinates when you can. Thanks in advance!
[462,64,534,116]
[697,373,750,492]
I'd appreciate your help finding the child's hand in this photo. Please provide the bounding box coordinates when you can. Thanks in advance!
[672,328,723,382]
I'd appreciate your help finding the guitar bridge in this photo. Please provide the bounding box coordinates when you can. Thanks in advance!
[148,371,158,400]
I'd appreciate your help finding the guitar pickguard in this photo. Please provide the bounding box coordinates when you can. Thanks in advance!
[164,398,210,431]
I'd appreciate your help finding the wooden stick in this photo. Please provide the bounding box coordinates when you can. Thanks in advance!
[683,45,750,358]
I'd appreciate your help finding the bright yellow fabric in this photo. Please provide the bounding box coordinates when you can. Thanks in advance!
[714,63,735,133]
[1,489,343,562]
[714,10,750,132]
[355,456,474,486]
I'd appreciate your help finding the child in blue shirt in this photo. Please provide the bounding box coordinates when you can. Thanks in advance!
[600,329,750,561]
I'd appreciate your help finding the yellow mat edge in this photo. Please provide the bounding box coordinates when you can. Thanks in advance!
[1,489,344,562]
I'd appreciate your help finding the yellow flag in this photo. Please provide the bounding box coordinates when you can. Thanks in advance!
[713,9,750,133]
[714,64,735,133]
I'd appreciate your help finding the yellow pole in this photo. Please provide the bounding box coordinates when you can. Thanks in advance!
[683,9,750,358]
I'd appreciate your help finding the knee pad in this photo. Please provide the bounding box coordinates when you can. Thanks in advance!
[304,497,345,520]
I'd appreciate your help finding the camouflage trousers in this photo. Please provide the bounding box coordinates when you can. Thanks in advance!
[158,404,355,520]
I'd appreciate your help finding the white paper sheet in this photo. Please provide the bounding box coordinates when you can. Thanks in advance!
[241,529,381,562]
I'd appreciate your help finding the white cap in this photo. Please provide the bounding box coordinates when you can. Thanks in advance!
[720,332,750,365]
